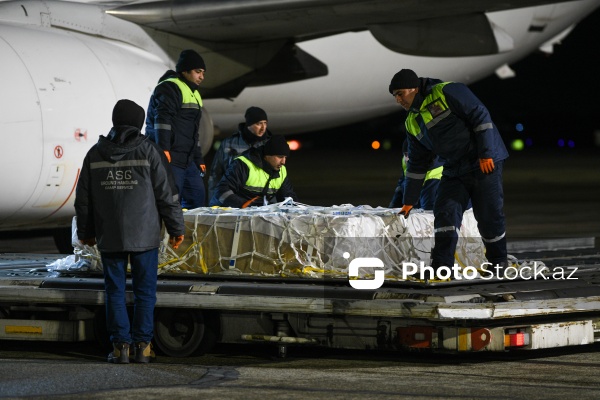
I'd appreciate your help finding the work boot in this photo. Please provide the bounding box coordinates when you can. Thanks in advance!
[108,342,130,364]
[134,342,155,363]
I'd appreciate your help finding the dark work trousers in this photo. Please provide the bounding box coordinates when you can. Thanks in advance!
[102,248,159,345]
[171,162,206,209]
[431,161,506,267]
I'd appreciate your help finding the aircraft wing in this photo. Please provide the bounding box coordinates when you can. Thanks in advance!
[108,0,575,43]
[106,0,580,97]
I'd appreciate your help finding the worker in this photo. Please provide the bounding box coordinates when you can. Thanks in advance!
[207,106,272,200]
[146,49,207,209]
[389,69,509,279]
[209,135,298,208]
[389,138,443,209]
[75,99,185,363]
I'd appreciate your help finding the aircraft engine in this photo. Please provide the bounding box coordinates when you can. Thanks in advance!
[0,19,209,232]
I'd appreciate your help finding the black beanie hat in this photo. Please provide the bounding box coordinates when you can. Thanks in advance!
[389,69,419,93]
[176,49,206,73]
[264,135,290,157]
[112,99,145,129]
[245,106,268,126]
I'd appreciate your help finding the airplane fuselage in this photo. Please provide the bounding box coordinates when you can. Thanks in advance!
[1,0,599,232]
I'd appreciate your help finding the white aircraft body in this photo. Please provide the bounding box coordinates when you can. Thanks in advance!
[0,0,598,250]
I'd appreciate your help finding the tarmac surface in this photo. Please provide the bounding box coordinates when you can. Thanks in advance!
[1,147,600,399]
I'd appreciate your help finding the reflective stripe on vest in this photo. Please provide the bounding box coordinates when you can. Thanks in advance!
[238,156,287,195]
[405,82,451,140]
[402,157,443,181]
[159,77,203,109]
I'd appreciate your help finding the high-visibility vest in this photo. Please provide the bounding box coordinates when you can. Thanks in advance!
[160,77,203,109]
[402,156,443,181]
[238,156,287,196]
[405,81,451,140]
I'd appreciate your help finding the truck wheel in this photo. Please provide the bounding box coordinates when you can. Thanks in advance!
[153,308,218,357]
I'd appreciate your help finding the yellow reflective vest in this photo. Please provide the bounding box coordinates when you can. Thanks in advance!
[238,156,287,197]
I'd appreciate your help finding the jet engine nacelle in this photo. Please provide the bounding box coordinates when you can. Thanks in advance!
[0,21,213,231]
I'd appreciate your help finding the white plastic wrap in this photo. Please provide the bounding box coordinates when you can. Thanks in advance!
[157,203,487,280]
[49,204,542,282]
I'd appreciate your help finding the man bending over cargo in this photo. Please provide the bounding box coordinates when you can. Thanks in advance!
[209,135,298,208]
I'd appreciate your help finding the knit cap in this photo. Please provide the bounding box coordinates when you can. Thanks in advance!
[112,99,145,129]
[263,135,290,157]
[389,69,419,93]
[176,49,206,73]
[245,106,268,126]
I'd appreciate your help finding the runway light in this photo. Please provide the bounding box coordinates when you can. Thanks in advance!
[525,138,533,147]
[557,138,565,147]
[287,139,301,151]
[511,139,524,151]
[515,123,524,132]
[567,140,575,148]
[371,140,381,150]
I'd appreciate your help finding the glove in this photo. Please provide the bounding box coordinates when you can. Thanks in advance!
[398,205,413,219]
[199,164,206,174]
[164,150,171,163]
[169,235,184,249]
[241,196,260,209]
[80,238,96,246]
[479,158,494,174]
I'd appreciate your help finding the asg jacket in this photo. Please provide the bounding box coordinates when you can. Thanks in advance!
[75,126,185,253]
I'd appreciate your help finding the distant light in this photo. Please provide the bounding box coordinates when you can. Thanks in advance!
[383,140,392,150]
[371,140,381,150]
[525,138,533,147]
[515,123,524,132]
[287,139,301,151]
[511,139,524,151]
[213,140,221,151]
[568,140,575,148]
[557,138,565,147]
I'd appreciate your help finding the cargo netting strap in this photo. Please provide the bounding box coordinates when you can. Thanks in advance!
[58,201,546,282]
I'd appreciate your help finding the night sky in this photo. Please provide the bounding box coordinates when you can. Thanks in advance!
[470,6,600,150]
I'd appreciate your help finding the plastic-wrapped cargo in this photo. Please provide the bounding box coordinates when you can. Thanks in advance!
[156,202,486,280]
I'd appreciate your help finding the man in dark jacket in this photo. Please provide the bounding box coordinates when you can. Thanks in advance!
[209,135,297,208]
[389,69,509,279]
[389,138,443,210]
[146,49,207,209]
[207,106,272,200]
[75,99,185,364]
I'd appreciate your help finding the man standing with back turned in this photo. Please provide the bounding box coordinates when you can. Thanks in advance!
[75,99,185,363]
[389,69,509,279]
[146,49,207,209]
